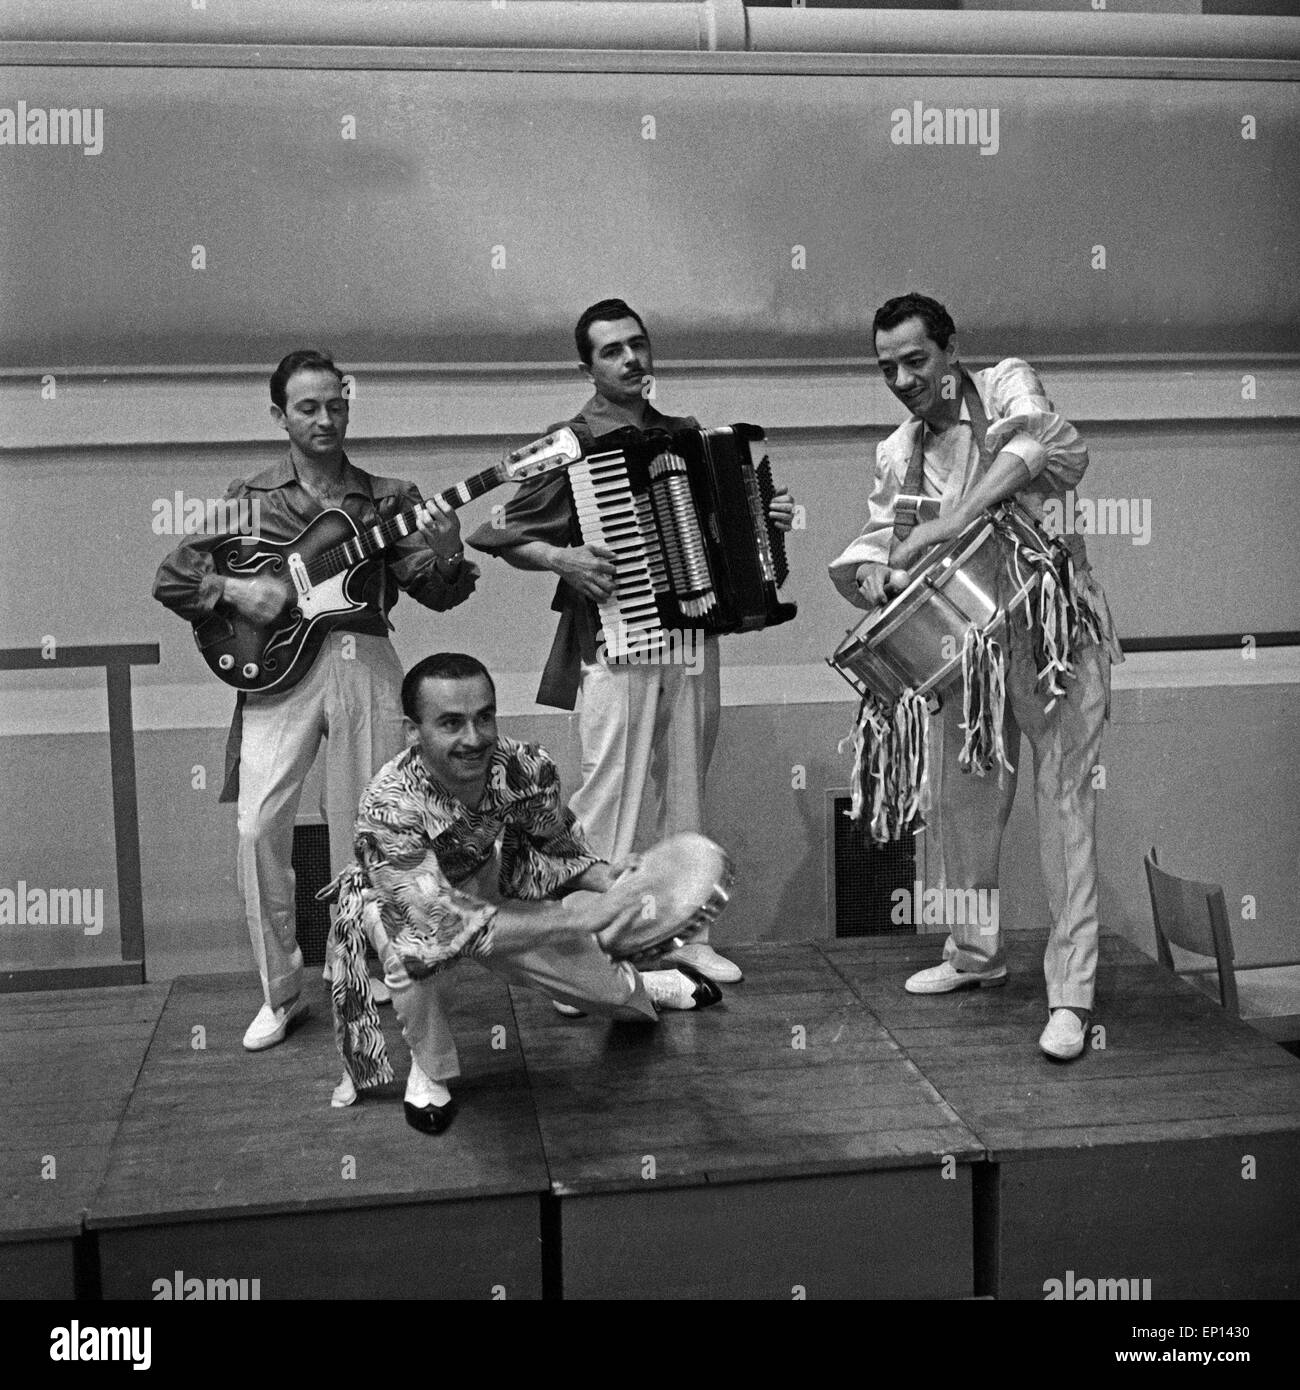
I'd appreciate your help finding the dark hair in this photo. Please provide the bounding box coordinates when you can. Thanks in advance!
[872,294,956,352]
[402,652,496,721]
[574,298,648,365]
[269,349,346,411]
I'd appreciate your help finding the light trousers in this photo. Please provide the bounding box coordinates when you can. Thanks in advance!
[929,613,1111,1011]
[371,858,657,1083]
[568,638,722,940]
[236,631,406,1009]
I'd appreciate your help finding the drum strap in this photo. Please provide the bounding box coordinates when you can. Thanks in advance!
[894,369,994,541]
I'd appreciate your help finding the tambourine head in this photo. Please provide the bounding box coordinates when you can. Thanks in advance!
[594,832,734,963]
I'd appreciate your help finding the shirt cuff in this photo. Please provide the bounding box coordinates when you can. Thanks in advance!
[829,541,889,603]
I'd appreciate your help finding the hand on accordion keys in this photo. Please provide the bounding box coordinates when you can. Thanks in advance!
[552,542,618,602]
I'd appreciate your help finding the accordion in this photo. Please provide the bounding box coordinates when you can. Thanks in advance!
[567,423,797,661]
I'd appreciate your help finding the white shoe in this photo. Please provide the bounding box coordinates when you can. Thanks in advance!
[331,1072,358,1108]
[552,1000,586,1017]
[1039,1008,1087,1061]
[242,998,309,1051]
[641,966,723,1011]
[369,976,391,1006]
[660,941,743,984]
[904,960,1008,995]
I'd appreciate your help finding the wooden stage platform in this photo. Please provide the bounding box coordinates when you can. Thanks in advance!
[3,932,1297,1300]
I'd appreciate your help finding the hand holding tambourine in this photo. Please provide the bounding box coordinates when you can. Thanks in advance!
[569,832,735,967]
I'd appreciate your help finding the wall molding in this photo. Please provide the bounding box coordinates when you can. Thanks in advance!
[3,357,1298,453]
[3,38,1299,82]
[2,649,1297,738]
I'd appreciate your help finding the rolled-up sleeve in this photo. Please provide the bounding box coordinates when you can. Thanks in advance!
[828,440,908,606]
[984,358,1088,491]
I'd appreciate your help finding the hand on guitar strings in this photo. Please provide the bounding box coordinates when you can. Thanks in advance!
[413,496,463,561]
[220,573,290,624]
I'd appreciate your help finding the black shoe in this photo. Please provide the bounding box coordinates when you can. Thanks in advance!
[403,1096,459,1136]
[676,962,723,1009]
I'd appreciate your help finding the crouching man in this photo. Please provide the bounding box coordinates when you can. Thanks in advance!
[326,652,721,1135]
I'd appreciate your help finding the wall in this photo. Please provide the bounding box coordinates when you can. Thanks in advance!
[2,7,1297,979]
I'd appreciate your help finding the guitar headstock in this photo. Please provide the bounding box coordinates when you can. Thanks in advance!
[500,426,582,480]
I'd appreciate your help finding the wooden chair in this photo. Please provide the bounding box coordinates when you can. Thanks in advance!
[1144,847,1300,1046]
[1144,847,1238,1012]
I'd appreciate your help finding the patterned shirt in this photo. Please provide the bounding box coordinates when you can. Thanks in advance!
[328,736,603,1088]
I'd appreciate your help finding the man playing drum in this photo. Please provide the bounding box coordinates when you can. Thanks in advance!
[324,652,721,1135]
[829,293,1122,1062]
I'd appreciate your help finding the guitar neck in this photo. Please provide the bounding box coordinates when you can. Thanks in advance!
[311,463,504,581]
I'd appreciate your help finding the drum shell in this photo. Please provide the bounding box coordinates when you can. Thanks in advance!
[832,509,1044,704]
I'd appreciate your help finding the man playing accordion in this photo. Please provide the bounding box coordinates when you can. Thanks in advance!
[829,293,1122,1062]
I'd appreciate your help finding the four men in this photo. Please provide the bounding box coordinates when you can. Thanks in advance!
[154,288,1123,1135]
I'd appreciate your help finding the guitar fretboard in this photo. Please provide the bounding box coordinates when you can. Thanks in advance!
[306,466,502,584]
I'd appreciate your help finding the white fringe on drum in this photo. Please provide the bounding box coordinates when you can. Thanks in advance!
[840,689,930,845]
[958,625,1013,777]
[843,510,1125,845]
[1007,531,1123,710]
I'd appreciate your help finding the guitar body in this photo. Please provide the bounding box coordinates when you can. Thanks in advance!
[194,509,375,695]
[185,425,583,693]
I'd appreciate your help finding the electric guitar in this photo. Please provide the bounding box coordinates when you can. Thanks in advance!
[193,427,582,694]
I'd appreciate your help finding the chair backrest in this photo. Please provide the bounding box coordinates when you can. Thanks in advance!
[1143,847,1238,1015]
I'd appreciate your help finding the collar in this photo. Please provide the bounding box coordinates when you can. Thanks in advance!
[244,451,404,500]
[577,392,677,438]
[402,738,528,820]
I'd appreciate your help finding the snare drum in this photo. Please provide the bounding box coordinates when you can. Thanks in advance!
[830,504,1049,705]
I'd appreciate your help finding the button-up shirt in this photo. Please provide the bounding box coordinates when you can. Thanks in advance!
[466,393,699,709]
[153,452,479,797]
[829,358,1090,604]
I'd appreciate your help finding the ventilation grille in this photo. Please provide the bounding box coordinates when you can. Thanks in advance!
[292,822,333,967]
[829,794,918,938]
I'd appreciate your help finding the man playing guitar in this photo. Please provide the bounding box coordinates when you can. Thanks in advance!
[153,350,478,1051]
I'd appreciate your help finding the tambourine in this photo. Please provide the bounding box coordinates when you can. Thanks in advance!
[590,832,734,967]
